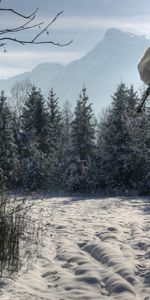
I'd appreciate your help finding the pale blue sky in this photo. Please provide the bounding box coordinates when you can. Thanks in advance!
[0,0,150,78]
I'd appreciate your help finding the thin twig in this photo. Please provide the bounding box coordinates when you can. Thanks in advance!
[0,9,73,48]
[0,8,39,19]
[0,22,44,36]
[0,15,43,35]
[32,10,63,43]
[0,37,73,47]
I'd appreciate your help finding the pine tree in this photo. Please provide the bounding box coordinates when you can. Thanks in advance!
[21,86,49,153]
[47,88,63,189]
[125,85,142,190]
[47,88,62,151]
[21,86,49,190]
[131,97,150,194]
[126,85,139,115]
[65,87,96,192]
[0,91,19,189]
[97,83,134,191]
[60,100,74,188]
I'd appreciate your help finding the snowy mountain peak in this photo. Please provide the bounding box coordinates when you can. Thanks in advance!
[103,28,144,42]
[104,28,125,39]
[0,28,150,112]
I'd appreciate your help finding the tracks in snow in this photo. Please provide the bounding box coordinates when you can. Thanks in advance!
[1,197,150,300]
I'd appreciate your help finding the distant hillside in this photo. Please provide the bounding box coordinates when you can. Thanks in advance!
[0,28,149,112]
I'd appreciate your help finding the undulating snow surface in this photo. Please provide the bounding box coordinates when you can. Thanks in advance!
[0,196,150,300]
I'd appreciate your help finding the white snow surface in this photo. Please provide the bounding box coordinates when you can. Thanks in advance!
[138,47,150,85]
[0,196,150,300]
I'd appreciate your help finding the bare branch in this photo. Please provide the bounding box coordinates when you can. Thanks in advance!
[0,36,73,47]
[0,7,39,19]
[0,8,73,48]
[0,14,37,34]
[0,17,44,36]
[32,10,63,43]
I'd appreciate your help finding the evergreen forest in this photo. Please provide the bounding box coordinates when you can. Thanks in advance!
[0,82,149,195]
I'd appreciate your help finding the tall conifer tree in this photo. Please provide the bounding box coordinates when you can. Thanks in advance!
[47,88,63,189]
[65,87,96,192]
[21,86,49,190]
[98,83,138,191]
[0,91,19,189]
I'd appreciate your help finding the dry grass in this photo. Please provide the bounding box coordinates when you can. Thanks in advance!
[0,192,43,277]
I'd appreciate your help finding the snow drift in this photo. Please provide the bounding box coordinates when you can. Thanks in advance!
[0,196,149,300]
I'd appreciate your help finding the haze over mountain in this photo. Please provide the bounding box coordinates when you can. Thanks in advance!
[0,28,149,111]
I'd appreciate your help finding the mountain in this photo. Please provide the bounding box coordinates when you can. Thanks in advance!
[0,28,149,112]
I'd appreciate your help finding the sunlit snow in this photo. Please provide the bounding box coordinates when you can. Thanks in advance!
[1,196,149,300]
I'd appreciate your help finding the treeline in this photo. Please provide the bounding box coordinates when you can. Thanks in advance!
[0,82,150,194]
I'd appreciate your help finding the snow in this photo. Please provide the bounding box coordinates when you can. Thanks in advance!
[0,196,150,300]
[138,47,150,85]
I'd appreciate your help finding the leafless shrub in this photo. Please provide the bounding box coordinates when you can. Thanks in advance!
[0,192,43,277]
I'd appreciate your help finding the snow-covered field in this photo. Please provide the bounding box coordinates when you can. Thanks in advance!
[1,196,150,300]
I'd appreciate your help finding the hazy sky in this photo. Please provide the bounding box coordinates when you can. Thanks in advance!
[0,0,150,79]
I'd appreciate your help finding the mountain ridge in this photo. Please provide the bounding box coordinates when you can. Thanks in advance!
[0,28,149,111]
